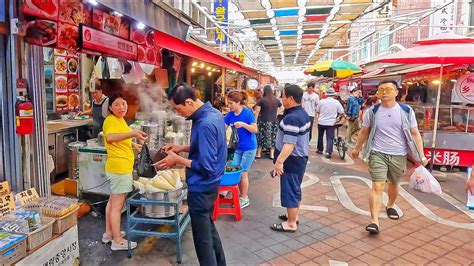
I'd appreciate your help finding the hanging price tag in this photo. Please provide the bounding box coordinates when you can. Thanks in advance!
[0,181,10,195]
[0,192,16,217]
[16,188,40,206]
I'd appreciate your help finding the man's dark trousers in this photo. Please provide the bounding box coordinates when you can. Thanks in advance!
[308,116,315,142]
[187,188,226,266]
[317,124,335,154]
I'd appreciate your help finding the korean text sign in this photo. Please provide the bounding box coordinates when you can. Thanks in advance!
[214,0,228,45]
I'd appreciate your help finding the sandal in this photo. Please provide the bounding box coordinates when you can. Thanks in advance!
[386,207,399,220]
[255,156,261,159]
[278,214,299,224]
[270,223,296,233]
[365,223,379,234]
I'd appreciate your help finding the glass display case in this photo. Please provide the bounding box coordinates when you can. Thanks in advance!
[411,104,474,133]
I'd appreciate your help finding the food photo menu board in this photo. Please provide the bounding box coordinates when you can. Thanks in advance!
[51,49,80,113]
[22,0,161,67]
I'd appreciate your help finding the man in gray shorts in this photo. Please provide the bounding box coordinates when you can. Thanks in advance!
[352,80,427,234]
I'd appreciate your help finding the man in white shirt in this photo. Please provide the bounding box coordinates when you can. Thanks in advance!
[301,81,320,141]
[315,88,344,158]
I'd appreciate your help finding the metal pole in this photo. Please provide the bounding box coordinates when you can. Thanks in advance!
[429,63,444,172]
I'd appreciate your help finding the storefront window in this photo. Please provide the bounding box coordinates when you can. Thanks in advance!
[378,33,390,54]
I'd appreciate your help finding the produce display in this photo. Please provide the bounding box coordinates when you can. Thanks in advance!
[225,165,241,173]
[0,211,42,233]
[134,170,184,194]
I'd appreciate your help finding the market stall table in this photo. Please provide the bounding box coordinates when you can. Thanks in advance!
[126,189,190,264]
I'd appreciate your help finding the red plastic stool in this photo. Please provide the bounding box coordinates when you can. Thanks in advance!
[213,184,241,221]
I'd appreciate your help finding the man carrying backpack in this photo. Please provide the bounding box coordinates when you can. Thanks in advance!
[345,88,364,144]
[351,80,427,234]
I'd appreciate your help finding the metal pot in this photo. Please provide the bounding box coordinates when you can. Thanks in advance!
[97,132,105,146]
[142,123,160,149]
[140,187,184,218]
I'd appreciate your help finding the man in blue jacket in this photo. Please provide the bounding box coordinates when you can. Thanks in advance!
[345,88,364,144]
[157,83,226,266]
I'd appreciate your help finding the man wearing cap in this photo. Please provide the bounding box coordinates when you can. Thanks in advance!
[345,88,364,144]
[315,88,345,158]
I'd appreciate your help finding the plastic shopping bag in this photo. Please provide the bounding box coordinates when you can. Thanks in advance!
[409,166,442,195]
[136,144,157,178]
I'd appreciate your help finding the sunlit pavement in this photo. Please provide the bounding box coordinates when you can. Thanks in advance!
[78,142,473,265]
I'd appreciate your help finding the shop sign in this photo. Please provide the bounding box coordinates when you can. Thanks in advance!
[247,79,258,90]
[430,0,456,36]
[0,192,15,217]
[80,25,137,61]
[15,188,39,206]
[424,148,474,167]
[375,0,392,19]
[454,73,474,104]
[16,225,79,266]
[213,0,228,45]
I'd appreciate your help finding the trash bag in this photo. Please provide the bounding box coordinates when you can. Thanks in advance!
[228,125,239,150]
[409,166,442,195]
[136,144,157,178]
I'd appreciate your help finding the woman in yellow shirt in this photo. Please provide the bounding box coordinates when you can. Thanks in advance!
[102,92,147,251]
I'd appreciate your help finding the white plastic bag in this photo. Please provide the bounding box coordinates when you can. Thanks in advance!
[409,166,442,195]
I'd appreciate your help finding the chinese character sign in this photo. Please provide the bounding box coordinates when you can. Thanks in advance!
[214,0,228,45]
[430,0,456,36]
[454,73,474,104]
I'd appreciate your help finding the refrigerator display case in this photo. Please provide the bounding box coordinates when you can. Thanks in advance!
[410,104,474,167]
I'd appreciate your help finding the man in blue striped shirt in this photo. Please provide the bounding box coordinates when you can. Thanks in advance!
[271,84,311,233]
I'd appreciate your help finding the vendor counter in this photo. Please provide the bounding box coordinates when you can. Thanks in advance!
[47,119,93,181]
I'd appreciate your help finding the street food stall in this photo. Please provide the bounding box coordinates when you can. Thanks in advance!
[401,65,474,167]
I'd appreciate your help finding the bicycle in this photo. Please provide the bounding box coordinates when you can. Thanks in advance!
[334,117,348,160]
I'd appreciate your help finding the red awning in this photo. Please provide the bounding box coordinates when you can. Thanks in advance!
[154,31,258,77]
[359,68,385,79]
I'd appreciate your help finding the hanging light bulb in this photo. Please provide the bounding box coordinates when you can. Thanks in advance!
[208,72,212,76]
[200,63,205,68]
[266,9,275,18]
[298,8,306,16]
[191,68,195,73]
[192,61,198,66]
[297,0,307,7]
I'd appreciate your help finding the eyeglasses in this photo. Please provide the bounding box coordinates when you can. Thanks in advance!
[376,88,395,95]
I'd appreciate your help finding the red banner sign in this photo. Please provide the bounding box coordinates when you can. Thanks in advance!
[80,25,137,61]
[424,148,474,167]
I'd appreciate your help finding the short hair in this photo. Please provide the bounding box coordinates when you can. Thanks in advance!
[227,91,247,105]
[94,81,102,91]
[307,81,315,89]
[378,80,399,89]
[284,83,291,88]
[168,83,196,105]
[284,84,303,104]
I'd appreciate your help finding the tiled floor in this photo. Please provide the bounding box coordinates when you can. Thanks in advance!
[78,146,474,265]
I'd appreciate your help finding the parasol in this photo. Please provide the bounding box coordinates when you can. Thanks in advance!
[304,60,362,79]
[376,33,474,170]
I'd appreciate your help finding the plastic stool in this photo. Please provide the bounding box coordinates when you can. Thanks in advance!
[213,184,241,221]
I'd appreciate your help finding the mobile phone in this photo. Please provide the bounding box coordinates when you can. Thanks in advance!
[153,148,168,163]
[270,170,277,178]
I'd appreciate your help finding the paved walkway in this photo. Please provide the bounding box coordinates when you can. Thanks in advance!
[78,146,474,265]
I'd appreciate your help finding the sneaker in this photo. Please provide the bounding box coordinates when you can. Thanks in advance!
[111,239,137,251]
[316,150,323,154]
[324,152,332,159]
[102,231,126,244]
[240,197,250,209]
